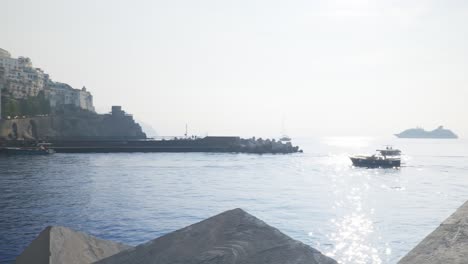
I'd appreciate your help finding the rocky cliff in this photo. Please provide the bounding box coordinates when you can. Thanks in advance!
[0,109,146,140]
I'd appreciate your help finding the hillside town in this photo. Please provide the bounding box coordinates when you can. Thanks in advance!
[0,48,94,118]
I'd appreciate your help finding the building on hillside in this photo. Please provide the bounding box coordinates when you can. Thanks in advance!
[0,48,94,112]
[0,48,10,58]
[44,82,94,112]
[108,106,137,122]
[0,48,47,99]
[111,106,125,116]
[77,86,94,111]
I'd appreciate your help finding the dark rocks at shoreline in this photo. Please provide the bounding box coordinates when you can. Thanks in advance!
[165,136,302,154]
[17,209,336,264]
[234,137,302,154]
[15,226,132,264]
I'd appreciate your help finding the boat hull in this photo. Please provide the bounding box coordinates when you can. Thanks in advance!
[350,157,400,168]
[1,148,55,155]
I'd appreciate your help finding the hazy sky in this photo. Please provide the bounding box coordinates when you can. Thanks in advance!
[2,0,467,137]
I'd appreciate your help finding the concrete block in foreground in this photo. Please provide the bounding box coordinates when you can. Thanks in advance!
[96,208,337,264]
[15,226,132,264]
[399,201,468,264]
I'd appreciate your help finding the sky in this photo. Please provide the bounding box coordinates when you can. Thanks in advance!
[1,0,467,137]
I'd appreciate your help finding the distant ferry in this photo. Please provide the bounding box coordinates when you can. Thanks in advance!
[395,126,458,139]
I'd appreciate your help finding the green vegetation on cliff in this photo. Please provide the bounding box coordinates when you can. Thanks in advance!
[1,91,50,118]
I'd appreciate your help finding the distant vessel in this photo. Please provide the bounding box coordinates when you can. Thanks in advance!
[395,126,458,139]
[350,148,401,168]
[279,118,291,142]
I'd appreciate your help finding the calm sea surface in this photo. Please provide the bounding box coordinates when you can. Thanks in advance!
[1,137,468,264]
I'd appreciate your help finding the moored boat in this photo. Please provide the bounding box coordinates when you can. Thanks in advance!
[279,118,291,142]
[1,143,55,155]
[3,147,55,155]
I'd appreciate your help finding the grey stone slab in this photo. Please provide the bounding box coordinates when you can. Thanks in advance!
[16,226,132,264]
[96,208,337,264]
[399,201,468,264]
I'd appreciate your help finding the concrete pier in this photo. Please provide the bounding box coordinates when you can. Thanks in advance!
[1,136,302,154]
[17,209,336,264]
[15,226,132,264]
[96,208,336,264]
[399,201,468,264]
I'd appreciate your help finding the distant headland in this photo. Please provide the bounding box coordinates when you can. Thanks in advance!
[0,47,146,140]
[0,48,301,154]
[395,126,458,139]
[0,47,94,117]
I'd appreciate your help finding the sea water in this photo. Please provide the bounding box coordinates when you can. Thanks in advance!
[1,137,467,264]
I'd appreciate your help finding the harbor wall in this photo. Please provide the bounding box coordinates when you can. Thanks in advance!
[398,200,468,264]
[16,209,337,264]
[0,112,146,141]
[17,201,468,263]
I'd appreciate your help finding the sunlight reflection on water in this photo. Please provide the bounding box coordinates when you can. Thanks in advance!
[323,136,375,149]
[322,137,396,264]
[2,137,468,263]
[328,177,382,264]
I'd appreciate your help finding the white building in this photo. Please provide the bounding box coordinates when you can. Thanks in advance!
[45,82,94,112]
[0,48,94,112]
[0,48,46,99]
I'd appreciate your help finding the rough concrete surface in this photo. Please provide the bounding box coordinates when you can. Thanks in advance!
[96,208,337,264]
[399,201,468,264]
[15,226,132,264]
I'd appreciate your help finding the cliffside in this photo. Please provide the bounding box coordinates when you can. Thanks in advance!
[0,109,146,140]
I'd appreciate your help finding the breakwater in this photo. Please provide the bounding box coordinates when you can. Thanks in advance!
[398,200,468,264]
[1,136,302,154]
[16,202,468,264]
[0,107,146,141]
[16,209,337,264]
